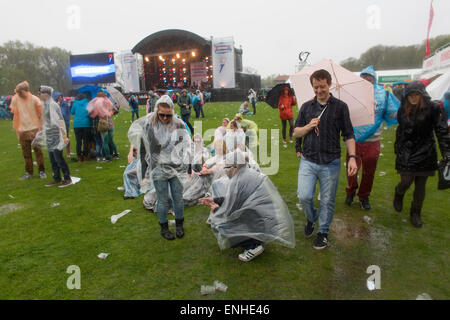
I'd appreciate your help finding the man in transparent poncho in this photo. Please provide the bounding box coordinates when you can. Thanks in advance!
[128,95,192,240]
[199,150,295,262]
[35,86,72,187]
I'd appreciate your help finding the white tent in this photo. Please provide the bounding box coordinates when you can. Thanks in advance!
[427,69,450,101]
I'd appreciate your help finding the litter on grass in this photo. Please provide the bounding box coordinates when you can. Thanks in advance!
[111,209,132,224]
[97,253,110,259]
[50,202,60,207]
[71,177,81,185]
[214,281,228,292]
[96,167,103,169]
[200,285,216,295]
[416,293,432,300]
[363,216,373,224]
[379,172,386,176]
[117,186,125,191]
[8,195,14,199]
[367,279,376,291]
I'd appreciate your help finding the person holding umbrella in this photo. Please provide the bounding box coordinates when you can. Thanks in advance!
[278,85,297,146]
[293,69,357,250]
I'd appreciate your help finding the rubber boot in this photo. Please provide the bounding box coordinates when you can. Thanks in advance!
[159,222,175,240]
[175,218,184,238]
[393,186,404,212]
[410,202,423,228]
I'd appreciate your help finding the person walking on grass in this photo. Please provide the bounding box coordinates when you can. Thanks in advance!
[70,94,91,162]
[129,94,139,122]
[38,86,72,188]
[393,81,449,228]
[10,81,46,181]
[278,85,297,147]
[293,69,357,250]
[128,95,192,240]
[345,66,400,211]
[55,93,72,158]
[177,89,194,134]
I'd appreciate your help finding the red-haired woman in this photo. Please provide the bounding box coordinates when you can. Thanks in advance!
[393,81,449,227]
[278,86,297,146]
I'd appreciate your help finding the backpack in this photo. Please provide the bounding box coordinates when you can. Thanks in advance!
[97,117,109,132]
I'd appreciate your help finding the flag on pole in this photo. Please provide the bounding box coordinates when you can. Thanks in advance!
[425,0,434,58]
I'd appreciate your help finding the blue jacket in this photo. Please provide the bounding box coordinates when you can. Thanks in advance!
[354,65,400,142]
[192,95,200,107]
[60,100,71,123]
[70,99,92,128]
[444,91,450,120]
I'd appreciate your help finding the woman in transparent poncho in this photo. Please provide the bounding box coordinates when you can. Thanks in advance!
[128,95,192,240]
[33,86,72,187]
[199,150,295,262]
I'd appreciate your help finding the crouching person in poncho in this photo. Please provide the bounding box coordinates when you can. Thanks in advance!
[199,150,295,262]
[128,95,192,240]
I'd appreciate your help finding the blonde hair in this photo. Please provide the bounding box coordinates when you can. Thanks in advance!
[15,81,30,98]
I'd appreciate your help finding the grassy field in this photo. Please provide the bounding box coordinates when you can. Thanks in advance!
[0,101,449,300]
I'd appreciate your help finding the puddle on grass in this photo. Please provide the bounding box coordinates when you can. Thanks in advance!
[0,203,25,217]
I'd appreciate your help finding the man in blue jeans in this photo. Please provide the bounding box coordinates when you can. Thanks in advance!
[293,69,358,250]
[129,95,191,240]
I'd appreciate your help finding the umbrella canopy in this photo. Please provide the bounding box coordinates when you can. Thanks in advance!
[289,59,375,127]
[426,70,450,101]
[77,85,109,100]
[106,86,130,111]
[266,83,295,109]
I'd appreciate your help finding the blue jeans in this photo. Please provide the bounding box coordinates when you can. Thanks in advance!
[153,177,184,224]
[131,107,139,121]
[94,133,105,158]
[48,149,71,182]
[101,127,117,159]
[297,157,341,234]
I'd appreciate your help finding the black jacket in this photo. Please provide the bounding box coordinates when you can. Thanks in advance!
[394,81,450,173]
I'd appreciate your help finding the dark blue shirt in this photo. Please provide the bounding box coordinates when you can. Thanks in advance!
[295,94,354,165]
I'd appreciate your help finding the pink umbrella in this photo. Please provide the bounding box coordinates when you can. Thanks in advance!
[289,59,374,127]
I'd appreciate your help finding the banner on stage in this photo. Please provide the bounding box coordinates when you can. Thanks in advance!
[212,37,236,89]
[191,62,207,86]
[121,51,140,93]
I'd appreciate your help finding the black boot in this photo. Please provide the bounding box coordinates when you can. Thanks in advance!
[159,222,175,240]
[175,218,184,238]
[410,203,423,228]
[393,186,404,212]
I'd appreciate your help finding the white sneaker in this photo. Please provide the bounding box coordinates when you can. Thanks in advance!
[238,245,264,262]
[39,171,47,179]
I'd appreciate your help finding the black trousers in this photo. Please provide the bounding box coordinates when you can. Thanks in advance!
[49,149,71,182]
[74,127,90,157]
[396,175,428,210]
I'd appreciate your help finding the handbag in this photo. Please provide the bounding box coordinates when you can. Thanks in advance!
[97,117,109,133]
[437,158,450,190]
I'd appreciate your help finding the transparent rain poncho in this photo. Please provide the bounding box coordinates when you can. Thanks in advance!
[209,151,295,250]
[86,96,114,118]
[128,95,193,209]
[32,87,67,152]
[123,158,142,198]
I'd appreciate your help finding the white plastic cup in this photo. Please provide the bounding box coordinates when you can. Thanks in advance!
[214,281,228,292]
[200,285,215,295]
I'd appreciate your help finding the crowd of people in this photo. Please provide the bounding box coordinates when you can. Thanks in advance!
[6,64,449,262]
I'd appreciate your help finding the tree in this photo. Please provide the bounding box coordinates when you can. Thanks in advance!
[0,41,72,95]
[341,34,450,71]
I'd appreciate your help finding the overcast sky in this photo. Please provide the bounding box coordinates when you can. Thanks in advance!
[1,0,449,77]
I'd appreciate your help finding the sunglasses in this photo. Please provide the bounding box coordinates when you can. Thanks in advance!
[223,165,233,170]
[158,113,173,118]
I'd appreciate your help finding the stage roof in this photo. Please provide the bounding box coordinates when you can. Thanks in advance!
[132,29,211,56]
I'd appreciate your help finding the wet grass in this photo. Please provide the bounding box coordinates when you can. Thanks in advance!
[0,101,448,300]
